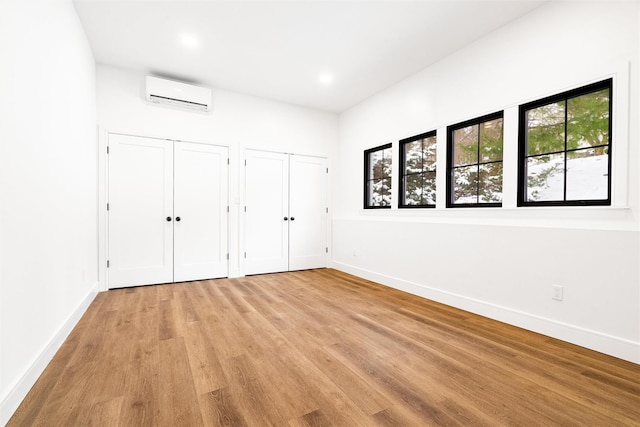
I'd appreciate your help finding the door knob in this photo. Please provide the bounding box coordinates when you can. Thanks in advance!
[290,217,295,221]
[166,217,172,221]
[284,217,288,221]
[176,217,181,222]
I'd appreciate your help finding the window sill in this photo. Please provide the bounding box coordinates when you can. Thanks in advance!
[355,205,635,231]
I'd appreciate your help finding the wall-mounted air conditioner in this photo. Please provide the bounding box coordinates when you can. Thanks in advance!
[145,76,211,112]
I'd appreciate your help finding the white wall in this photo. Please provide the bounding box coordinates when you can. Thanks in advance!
[0,0,98,423]
[333,1,640,363]
[96,64,338,280]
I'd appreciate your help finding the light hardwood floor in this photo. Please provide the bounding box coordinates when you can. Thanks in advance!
[8,269,640,426]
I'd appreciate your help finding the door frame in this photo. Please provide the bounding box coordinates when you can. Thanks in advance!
[98,128,232,291]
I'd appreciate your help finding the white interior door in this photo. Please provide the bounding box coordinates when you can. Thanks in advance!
[289,155,328,271]
[244,150,289,275]
[108,134,174,288]
[173,142,228,282]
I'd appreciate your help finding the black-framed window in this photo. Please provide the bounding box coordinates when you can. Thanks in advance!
[446,112,503,207]
[399,130,436,208]
[518,79,612,206]
[364,143,392,209]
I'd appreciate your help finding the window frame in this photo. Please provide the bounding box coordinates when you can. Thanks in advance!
[446,111,504,208]
[517,79,613,207]
[364,143,393,209]
[398,130,437,209]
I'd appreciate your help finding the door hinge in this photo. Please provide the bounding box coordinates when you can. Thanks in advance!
[227,205,230,213]
[326,207,328,213]
[107,203,110,211]
[326,247,328,253]
[244,252,247,259]
[226,253,229,260]
[244,159,247,166]
[326,167,328,173]
[107,260,110,268]
[244,206,247,213]
[227,158,230,165]
[106,146,109,154]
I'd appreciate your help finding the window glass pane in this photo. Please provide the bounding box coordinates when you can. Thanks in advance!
[566,148,608,200]
[526,102,565,156]
[404,141,423,174]
[479,118,503,162]
[367,181,374,206]
[370,148,392,181]
[369,178,391,207]
[567,89,610,151]
[423,136,437,171]
[478,163,502,203]
[381,147,392,177]
[453,165,478,204]
[423,172,436,205]
[454,125,478,166]
[369,150,382,179]
[526,153,564,202]
[367,180,374,205]
[379,178,392,206]
[403,174,423,205]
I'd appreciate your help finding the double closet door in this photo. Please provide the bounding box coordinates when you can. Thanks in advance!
[108,133,228,289]
[244,150,328,275]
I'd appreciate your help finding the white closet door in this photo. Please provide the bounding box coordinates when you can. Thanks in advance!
[173,142,228,282]
[108,134,174,288]
[244,150,289,275]
[289,155,328,271]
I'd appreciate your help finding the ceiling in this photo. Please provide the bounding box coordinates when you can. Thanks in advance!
[73,0,546,113]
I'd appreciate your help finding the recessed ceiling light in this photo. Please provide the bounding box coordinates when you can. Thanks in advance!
[318,72,333,86]
[180,33,199,49]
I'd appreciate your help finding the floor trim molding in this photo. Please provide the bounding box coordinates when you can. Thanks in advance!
[331,262,639,364]
[0,282,99,425]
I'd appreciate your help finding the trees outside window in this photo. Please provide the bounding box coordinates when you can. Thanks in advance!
[399,131,436,208]
[518,79,612,206]
[364,143,392,208]
[446,112,503,207]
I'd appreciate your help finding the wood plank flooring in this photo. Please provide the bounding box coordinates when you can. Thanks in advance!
[8,269,640,426]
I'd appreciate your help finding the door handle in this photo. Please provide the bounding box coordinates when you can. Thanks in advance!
[176,217,181,222]
[290,217,295,221]
[283,217,288,221]
[166,216,172,222]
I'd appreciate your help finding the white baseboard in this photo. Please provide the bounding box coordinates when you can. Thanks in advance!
[0,282,99,426]
[331,261,640,364]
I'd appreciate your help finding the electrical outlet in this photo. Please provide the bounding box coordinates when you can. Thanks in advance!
[552,285,564,301]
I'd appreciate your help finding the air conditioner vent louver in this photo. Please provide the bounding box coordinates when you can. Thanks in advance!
[145,76,211,112]
[147,94,209,111]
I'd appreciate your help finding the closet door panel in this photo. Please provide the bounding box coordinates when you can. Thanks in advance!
[108,134,174,288]
[173,142,228,282]
[244,150,289,275]
[289,155,328,271]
